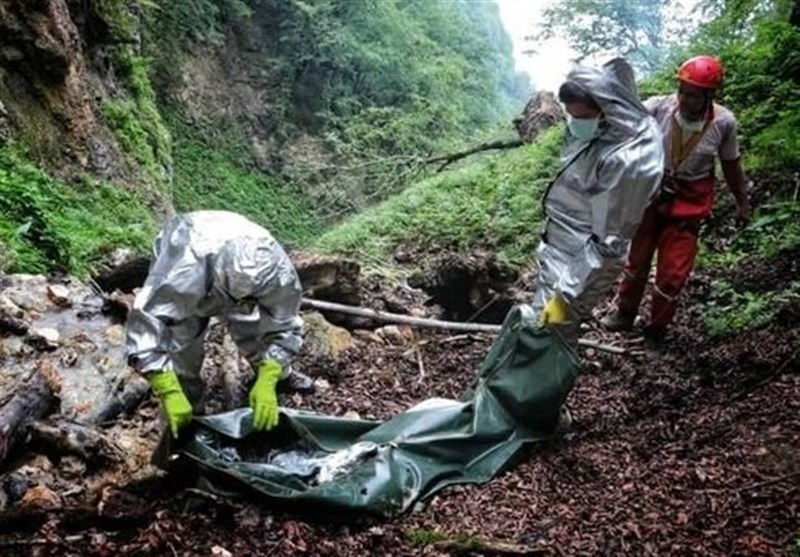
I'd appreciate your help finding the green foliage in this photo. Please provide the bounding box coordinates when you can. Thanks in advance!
[699,200,800,269]
[0,143,157,276]
[150,0,252,47]
[530,0,683,75]
[166,112,322,247]
[405,528,449,546]
[699,198,800,335]
[104,51,172,187]
[250,0,528,133]
[146,0,529,218]
[790,536,800,557]
[642,1,800,171]
[313,128,563,269]
[90,0,144,43]
[705,278,800,335]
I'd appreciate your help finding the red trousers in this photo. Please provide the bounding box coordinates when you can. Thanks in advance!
[616,204,702,329]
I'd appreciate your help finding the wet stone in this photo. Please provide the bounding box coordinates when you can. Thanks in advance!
[0,294,24,317]
[2,473,33,502]
[47,284,72,307]
[26,327,61,351]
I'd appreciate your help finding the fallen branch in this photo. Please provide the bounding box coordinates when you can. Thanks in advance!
[303,297,500,333]
[301,298,626,354]
[432,536,550,556]
[733,348,799,401]
[417,333,481,347]
[426,139,524,172]
[0,534,89,547]
[81,376,150,426]
[739,470,800,492]
[415,346,426,384]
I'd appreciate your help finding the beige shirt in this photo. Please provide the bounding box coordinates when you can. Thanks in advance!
[644,94,740,180]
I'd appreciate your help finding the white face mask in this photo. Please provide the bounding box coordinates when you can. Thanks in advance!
[674,110,705,132]
[567,115,601,141]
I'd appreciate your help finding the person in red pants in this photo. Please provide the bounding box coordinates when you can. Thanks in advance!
[601,55,752,346]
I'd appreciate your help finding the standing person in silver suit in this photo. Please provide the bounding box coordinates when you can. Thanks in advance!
[126,210,313,438]
[534,57,665,339]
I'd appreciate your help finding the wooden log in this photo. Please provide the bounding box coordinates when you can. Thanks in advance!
[0,363,59,465]
[303,297,501,333]
[28,417,125,465]
[301,298,627,355]
[432,536,551,555]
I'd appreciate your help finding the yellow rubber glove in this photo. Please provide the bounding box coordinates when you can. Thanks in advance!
[539,294,569,327]
[147,370,193,438]
[250,358,282,431]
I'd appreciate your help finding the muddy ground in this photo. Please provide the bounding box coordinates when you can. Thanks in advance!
[0,249,798,557]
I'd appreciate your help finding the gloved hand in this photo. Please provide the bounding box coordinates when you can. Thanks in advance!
[539,294,569,327]
[147,370,193,438]
[250,358,282,431]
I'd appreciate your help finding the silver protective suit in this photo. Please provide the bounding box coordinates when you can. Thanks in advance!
[125,210,303,405]
[533,58,665,325]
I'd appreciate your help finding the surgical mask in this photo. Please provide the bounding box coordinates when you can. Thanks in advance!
[674,110,705,132]
[567,116,600,141]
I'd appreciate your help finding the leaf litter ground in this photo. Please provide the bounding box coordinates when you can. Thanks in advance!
[0,254,798,557]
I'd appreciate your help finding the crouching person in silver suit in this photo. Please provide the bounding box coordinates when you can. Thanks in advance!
[126,210,312,438]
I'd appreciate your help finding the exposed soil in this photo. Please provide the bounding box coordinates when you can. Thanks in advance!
[1,255,798,556]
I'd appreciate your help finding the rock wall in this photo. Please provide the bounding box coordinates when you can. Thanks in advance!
[0,0,168,207]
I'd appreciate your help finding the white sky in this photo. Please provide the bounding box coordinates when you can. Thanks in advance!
[495,0,575,93]
[495,0,704,93]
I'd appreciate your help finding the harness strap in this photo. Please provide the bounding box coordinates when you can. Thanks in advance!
[669,103,716,173]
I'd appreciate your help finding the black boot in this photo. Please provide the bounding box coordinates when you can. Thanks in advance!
[643,326,668,351]
[278,370,315,394]
[600,308,636,332]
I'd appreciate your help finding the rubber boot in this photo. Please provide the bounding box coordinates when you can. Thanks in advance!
[600,308,636,332]
[278,370,315,394]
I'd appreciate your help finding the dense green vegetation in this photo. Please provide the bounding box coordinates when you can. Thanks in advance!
[146,0,530,219]
[314,128,562,269]
[0,0,528,274]
[101,51,172,190]
[0,142,156,275]
[166,112,323,247]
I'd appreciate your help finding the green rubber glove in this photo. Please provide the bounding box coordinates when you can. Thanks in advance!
[539,294,569,327]
[250,359,282,431]
[147,370,193,438]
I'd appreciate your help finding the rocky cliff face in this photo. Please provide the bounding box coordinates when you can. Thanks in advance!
[0,0,167,207]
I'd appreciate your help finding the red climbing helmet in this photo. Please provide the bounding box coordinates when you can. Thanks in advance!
[677,55,724,89]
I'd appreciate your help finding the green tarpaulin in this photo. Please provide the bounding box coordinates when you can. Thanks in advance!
[179,305,578,516]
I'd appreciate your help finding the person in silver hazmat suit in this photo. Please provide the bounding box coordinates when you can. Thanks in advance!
[125,210,312,438]
[534,58,665,337]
